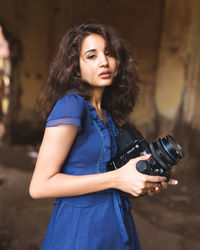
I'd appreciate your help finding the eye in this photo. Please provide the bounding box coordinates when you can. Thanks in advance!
[87,54,96,60]
[105,51,113,57]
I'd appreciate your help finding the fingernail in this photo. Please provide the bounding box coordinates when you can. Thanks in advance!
[146,153,151,158]
[174,180,178,185]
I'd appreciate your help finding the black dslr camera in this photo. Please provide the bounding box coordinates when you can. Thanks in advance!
[107,125,185,181]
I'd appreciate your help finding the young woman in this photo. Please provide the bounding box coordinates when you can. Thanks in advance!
[29,20,178,250]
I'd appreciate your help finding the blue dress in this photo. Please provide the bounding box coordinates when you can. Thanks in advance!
[41,93,141,250]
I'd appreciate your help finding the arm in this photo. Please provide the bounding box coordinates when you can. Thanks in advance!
[29,124,118,198]
[29,125,177,199]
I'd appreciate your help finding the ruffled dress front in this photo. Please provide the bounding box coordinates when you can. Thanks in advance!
[41,92,141,250]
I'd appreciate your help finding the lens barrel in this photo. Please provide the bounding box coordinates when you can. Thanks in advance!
[150,135,185,170]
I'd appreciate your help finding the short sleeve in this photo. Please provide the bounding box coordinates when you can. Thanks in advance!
[46,93,85,128]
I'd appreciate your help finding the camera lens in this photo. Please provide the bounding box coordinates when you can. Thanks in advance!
[162,135,185,160]
[149,135,185,170]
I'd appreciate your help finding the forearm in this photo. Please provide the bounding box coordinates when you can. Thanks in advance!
[29,171,117,199]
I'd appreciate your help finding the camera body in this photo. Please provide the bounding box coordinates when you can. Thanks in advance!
[107,125,185,181]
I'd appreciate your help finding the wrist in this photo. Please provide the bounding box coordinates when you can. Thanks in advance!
[108,169,119,190]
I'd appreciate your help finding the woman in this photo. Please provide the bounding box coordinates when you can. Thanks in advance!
[29,20,178,250]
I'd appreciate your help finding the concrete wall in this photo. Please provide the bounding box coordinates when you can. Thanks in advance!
[0,0,200,178]
[0,0,163,123]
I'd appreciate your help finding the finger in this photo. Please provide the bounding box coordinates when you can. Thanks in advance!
[154,186,161,193]
[147,189,154,196]
[161,181,168,189]
[168,179,178,185]
[132,154,151,163]
[145,183,161,189]
[144,175,166,183]
[139,188,147,196]
[147,185,161,195]
[153,184,161,193]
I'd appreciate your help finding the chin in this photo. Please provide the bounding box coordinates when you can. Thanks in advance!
[89,79,114,88]
[101,79,113,86]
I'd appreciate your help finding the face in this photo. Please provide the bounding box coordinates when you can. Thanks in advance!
[79,34,117,89]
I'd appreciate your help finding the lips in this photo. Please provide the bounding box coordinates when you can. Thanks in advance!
[99,70,112,78]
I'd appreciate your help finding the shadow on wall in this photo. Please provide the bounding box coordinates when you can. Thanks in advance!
[10,120,44,145]
[173,119,200,180]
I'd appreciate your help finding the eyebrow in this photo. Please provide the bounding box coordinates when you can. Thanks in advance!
[84,49,96,55]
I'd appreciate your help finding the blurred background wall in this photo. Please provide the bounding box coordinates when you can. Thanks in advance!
[0,0,199,178]
[0,1,200,250]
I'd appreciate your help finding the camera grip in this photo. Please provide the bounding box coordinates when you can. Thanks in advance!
[136,160,148,173]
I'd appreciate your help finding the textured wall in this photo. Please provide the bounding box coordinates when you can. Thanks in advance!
[0,0,199,178]
[0,0,163,123]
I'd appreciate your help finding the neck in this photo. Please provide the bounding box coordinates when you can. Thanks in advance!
[89,87,105,111]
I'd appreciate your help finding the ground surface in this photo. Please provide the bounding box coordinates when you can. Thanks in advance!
[0,144,199,250]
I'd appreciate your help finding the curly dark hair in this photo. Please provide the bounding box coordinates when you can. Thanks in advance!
[38,20,139,129]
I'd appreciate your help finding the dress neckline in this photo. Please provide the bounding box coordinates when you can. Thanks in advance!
[70,91,115,129]
[84,98,109,125]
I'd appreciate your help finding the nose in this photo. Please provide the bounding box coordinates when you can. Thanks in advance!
[99,53,109,67]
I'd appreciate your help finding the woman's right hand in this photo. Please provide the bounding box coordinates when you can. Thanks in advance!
[113,154,167,197]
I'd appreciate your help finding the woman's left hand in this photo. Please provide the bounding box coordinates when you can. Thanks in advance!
[147,179,178,196]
